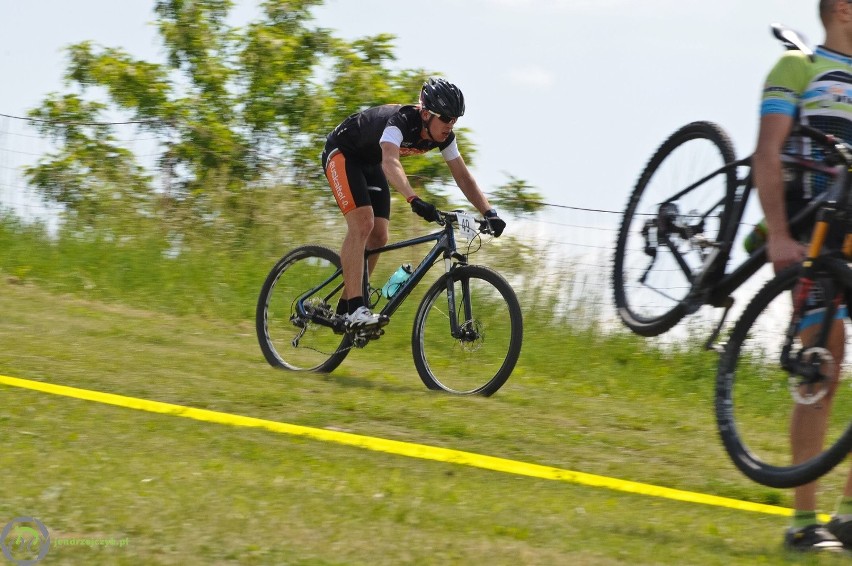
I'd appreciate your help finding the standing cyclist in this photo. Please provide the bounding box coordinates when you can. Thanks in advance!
[752,0,852,553]
[321,77,506,328]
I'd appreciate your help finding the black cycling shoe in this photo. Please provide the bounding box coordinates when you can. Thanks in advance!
[784,524,844,553]
[826,515,852,547]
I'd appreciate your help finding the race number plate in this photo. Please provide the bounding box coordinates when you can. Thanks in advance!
[456,211,478,240]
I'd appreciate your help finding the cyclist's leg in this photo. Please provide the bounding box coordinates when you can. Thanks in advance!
[323,148,374,302]
[364,166,391,276]
[342,209,376,299]
[792,289,846,513]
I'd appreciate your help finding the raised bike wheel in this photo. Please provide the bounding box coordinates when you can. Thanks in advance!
[613,121,737,336]
[256,245,351,372]
[715,263,852,488]
[411,265,523,396]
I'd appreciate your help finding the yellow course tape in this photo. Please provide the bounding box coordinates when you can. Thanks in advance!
[0,373,809,520]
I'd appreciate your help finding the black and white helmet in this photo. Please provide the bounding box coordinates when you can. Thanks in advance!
[420,78,465,118]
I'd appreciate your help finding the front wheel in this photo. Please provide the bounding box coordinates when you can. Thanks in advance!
[715,263,852,488]
[412,265,523,396]
[256,245,351,373]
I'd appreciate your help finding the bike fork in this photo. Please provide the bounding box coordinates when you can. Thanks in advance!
[705,296,734,353]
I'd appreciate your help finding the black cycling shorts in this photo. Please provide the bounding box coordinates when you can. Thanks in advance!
[322,146,391,219]
[787,196,849,330]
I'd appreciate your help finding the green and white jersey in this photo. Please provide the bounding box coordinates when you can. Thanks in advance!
[761,45,852,199]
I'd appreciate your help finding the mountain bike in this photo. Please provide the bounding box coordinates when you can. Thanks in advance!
[255,210,523,396]
[715,124,852,488]
[612,24,823,346]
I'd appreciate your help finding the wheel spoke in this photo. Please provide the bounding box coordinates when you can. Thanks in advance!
[412,266,522,396]
[256,246,350,373]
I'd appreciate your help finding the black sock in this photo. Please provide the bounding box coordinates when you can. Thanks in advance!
[348,296,365,314]
[336,298,348,315]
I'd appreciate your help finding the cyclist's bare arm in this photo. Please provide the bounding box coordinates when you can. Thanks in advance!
[380,142,418,201]
[752,112,806,272]
[447,156,493,215]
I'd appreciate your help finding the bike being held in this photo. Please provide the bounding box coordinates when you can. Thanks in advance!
[321,77,506,329]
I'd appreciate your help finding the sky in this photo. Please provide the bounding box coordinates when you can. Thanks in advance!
[0,0,826,216]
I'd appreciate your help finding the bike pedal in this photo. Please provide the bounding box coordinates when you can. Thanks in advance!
[332,318,347,335]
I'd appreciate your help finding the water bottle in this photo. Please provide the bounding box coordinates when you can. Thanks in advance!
[743,219,768,254]
[381,264,412,299]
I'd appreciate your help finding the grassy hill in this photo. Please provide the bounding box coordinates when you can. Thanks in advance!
[5,274,851,564]
[4,211,852,563]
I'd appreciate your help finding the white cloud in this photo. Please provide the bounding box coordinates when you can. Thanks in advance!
[507,66,555,88]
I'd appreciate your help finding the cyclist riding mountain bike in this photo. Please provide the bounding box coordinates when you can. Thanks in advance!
[751,0,852,552]
[321,77,506,329]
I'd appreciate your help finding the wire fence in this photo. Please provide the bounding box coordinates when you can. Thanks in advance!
[0,110,625,257]
[0,111,724,336]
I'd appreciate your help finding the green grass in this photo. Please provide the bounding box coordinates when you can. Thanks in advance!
[4,281,852,565]
[3,217,852,564]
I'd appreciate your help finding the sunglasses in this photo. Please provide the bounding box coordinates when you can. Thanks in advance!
[427,110,458,124]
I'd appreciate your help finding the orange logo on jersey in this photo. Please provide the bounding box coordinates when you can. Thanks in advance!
[399,147,429,157]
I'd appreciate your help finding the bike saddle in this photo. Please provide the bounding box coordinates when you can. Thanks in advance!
[771,23,815,61]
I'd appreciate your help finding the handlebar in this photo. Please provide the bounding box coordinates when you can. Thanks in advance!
[793,124,852,167]
[797,124,838,147]
[435,210,494,235]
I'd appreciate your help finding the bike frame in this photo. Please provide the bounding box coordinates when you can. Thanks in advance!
[663,155,834,311]
[295,213,475,337]
[364,218,466,319]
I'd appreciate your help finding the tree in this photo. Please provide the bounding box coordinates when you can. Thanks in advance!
[25,0,534,235]
[491,174,546,216]
[26,1,455,226]
[25,95,154,227]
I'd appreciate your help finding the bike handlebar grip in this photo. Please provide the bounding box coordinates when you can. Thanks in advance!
[797,124,835,146]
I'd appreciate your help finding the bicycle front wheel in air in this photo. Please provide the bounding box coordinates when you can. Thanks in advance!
[613,121,737,336]
[716,264,852,488]
[256,245,351,373]
[412,265,523,396]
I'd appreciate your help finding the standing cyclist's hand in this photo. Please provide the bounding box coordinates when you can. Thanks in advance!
[409,196,439,222]
[484,209,506,237]
[766,235,807,274]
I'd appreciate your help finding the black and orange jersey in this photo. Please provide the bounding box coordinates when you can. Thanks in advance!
[326,104,459,165]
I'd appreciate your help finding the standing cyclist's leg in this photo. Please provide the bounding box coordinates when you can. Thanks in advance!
[827,465,852,546]
[791,318,844,507]
[787,290,845,551]
[827,299,852,547]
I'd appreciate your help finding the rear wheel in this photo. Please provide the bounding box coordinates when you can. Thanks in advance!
[411,265,523,396]
[256,245,351,373]
[613,121,737,336]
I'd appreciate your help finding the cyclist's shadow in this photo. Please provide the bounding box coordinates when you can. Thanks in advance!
[319,371,417,394]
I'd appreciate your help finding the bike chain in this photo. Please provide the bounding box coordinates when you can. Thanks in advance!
[293,328,384,355]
